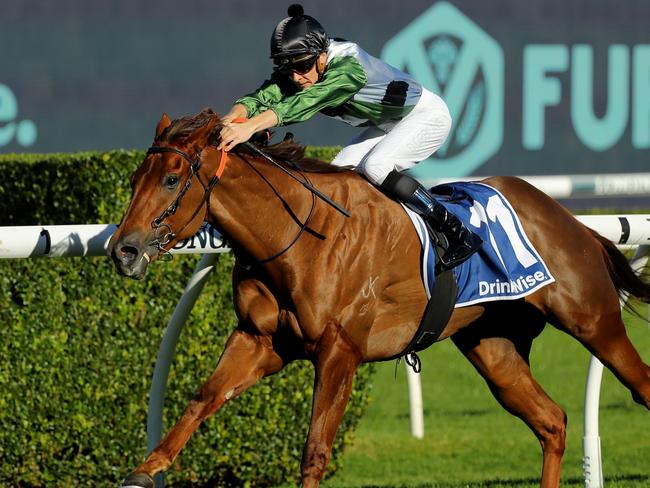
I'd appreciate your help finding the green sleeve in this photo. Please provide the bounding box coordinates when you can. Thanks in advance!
[234,79,285,119]
[270,56,367,126]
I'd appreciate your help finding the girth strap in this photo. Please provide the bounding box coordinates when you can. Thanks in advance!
[384,230,458,371]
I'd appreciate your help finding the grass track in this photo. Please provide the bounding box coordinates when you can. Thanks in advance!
[323,310,650,488]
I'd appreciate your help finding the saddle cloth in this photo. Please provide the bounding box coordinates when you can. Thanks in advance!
[402,181,555,307]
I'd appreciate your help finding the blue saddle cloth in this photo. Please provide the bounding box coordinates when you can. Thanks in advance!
[403,181,555,307]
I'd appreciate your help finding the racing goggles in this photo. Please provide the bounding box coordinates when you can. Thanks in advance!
[275,55,318,75]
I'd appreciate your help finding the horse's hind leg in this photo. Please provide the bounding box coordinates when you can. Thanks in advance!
[543,260,650,408]
[553,308,650,409]
[121,329,285,487]
[452,314,565,488]
[594,316,650,408]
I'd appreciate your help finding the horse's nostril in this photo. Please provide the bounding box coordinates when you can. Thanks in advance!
[119,245,139,263]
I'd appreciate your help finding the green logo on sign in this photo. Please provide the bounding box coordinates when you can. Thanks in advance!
[0,84,37,148]
[382,2,504,177]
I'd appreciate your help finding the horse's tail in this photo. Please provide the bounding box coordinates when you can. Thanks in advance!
[590,229,650,308]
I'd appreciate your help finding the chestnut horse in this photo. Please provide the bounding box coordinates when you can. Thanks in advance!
[109,109,650,488]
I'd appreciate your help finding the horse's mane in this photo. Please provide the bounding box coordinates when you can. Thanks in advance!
[156,110,217,144]
[157,108,349,175]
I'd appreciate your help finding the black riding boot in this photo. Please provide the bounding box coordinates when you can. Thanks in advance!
[380,170,482,269]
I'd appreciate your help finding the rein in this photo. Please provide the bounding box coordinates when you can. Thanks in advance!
[236,152,317,268]
[243,142,351,217]
[145,143,320,266]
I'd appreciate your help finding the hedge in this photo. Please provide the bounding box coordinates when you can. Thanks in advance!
[0,146,374,487]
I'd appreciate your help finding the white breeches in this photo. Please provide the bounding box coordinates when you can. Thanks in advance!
[330,89,452,185]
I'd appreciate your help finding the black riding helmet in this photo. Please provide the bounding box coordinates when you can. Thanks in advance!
[270,4,329,65]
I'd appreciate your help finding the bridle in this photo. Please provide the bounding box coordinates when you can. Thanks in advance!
[145,145,228,256]
[144,143,321,266]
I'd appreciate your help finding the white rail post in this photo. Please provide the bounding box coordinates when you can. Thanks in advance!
[583,355,604,488]
[405,364,424,439]
[147,253,221,488]
[582,244,650,488]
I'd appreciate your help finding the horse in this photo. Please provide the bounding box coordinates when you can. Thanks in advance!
[108,108,650,488]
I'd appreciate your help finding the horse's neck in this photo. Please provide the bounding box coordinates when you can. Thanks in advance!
[207,155,327,261]
[207,154,410,268]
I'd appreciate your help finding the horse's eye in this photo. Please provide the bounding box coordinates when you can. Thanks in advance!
[164,174,180,189]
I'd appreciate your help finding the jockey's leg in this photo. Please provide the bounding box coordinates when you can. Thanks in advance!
[329,126,385,169]
[380,170,482,268]
[360,90,481,269]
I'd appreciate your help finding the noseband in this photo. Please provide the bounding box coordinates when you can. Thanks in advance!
[145,145,227,254]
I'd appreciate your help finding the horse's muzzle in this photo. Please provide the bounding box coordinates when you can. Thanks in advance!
[109,233,157,280]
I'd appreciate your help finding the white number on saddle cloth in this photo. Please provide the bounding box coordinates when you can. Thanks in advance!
[468,195,539,269]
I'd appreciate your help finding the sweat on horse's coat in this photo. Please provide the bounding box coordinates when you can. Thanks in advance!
[109,108,650,488]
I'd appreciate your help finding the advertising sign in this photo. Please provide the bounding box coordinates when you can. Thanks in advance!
[2,1,648,176]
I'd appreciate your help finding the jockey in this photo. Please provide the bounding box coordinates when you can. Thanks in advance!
[218,4,482,269]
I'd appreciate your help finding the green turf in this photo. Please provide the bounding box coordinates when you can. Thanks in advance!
[323,309,650,488]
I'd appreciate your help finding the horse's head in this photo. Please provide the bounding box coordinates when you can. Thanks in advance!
[109,108,224,279]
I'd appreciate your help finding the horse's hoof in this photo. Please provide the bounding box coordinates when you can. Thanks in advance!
[120,472,154,488]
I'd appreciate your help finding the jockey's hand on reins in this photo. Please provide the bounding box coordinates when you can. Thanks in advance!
[218,121,256,152]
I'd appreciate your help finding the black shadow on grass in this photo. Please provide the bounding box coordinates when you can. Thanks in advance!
[396,408,492,420]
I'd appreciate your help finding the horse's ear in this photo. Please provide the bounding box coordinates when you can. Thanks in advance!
[155,113,172,139]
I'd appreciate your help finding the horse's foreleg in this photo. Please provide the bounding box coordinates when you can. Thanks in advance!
[121,329,284,487]
[453,329,566,488]
[301,330,360,488]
